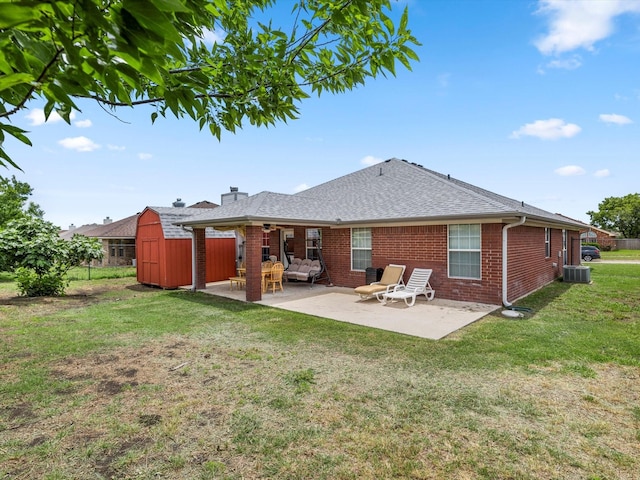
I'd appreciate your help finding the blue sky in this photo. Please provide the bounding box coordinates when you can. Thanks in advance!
[7,0,640,229]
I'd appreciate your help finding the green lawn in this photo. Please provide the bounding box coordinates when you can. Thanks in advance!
[601,249,640,260]
[1,264,639,479]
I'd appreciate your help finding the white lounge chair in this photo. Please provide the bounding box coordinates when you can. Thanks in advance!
[354,264,406,300]
[381,268,435,307]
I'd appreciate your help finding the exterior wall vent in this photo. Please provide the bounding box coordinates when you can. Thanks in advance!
[563,265,591,283]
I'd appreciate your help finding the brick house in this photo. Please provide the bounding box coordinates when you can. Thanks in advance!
[61,215,138,266]
[177,159,583,305]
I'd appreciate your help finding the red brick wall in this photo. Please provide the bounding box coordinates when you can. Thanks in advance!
[292,226,308,259]
[322,223,580,305]
[194,228,206,289]
[245,225,263,301]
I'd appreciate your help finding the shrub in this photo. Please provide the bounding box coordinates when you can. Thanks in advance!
[15,267,67,296]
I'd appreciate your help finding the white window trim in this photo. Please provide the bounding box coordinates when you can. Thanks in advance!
[305,228,321,260]
[351,227,371,272]
[447,224,482,280]
[545,228,551,258]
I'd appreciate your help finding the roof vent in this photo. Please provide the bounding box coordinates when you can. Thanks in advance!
[379,167,383,176]
[172,198,186,207]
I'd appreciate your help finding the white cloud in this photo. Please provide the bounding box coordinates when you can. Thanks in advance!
[107,144,126,151]
[554,165,586,176]
[360,155,383,166]
[138,153,153,160]
[538,55,582,73]
[594,169,611,178]
[510,118,581,140]
[599,113,633,125]
[58,136,100,152]
[535,0,640,55]
[294,183,309,193]
[26,108,76,126]
[201,29,226,45]
[74,119,92,128]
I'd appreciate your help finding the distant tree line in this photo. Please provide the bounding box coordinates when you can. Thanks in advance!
[588,193,640,239]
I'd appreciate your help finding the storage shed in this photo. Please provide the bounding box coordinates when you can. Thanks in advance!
[136,206,236,289]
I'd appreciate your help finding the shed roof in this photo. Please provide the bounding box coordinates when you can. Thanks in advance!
[144,207,235,239]
[178,158,584,229]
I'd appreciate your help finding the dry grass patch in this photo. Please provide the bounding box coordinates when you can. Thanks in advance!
[3,333,639,479]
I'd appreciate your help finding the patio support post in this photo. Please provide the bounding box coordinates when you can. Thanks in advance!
[245,225,263,302]
[194,228,207,290]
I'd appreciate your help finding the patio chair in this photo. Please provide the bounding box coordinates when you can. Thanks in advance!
[284,257,302,281]
[266,262,284,293]
[381,268,435,307]
[354,264,406,300]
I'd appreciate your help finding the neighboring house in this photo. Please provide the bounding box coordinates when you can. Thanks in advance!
[555,214,618,249]
[136,204,237,289]
[61,216,137,266]
[176,158,584,305]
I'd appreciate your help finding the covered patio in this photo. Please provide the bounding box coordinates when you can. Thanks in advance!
[194,280,498,340]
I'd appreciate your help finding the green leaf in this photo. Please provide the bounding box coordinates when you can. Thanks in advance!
[0,72,34,92]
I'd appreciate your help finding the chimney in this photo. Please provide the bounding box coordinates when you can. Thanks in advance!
[69,223,76,230]
[172,198,186,207]
[103,216,112,224]
[221,187,248,205]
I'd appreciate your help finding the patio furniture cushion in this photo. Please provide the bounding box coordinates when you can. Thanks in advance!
[292,259,322,281]
[354,264,406,300]
[284,258,302,280]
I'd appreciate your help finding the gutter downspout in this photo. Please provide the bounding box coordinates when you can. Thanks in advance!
[181,225,197,292]
[502,216,526,307]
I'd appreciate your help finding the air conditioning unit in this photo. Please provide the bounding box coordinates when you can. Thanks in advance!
[563,265,591,283]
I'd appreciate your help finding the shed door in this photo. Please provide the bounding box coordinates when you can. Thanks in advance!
[141,239,160,285]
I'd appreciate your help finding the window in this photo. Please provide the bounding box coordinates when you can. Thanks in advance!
[448,224,481,279]
[545,228,551,258]
[562,229,567,265]
[351,228,371,271]
[306,228,321,260]
[262,231,270,261]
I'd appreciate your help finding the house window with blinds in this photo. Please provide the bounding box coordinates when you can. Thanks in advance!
[448,224,481,279]
[351,227,371,271]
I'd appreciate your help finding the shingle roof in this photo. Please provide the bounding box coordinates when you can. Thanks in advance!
[80,214,139,239]
[146,207,235,239]
[59,223,100,241]
[178,158,584,228]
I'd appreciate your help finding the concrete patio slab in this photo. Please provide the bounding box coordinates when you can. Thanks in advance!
[196,281,498,340]
[268,293,497,340]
